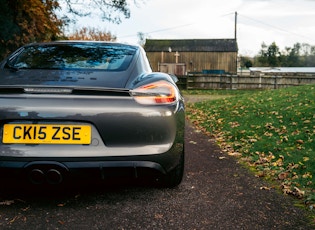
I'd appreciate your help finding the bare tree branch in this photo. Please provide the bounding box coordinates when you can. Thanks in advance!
[61,0,141,24]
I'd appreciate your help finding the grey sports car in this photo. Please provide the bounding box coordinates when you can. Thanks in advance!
[0,41,185,188]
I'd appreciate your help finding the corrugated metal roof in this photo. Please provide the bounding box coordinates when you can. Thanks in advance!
[250,67,315,73]
[144,39,238,52]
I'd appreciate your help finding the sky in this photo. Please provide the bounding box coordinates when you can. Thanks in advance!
[72,0,315,56]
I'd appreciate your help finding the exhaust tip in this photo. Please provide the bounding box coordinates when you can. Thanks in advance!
[28,169,45,185]
[46,169,63,185]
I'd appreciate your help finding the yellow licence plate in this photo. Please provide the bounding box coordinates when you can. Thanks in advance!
[2,124,91,144]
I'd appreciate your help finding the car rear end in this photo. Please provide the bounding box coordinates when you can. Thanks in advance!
[0,41,185,188]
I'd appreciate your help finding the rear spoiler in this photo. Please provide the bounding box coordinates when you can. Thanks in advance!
[0,85,130,96]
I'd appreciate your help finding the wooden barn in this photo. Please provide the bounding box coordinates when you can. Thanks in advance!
[144,39,238,75]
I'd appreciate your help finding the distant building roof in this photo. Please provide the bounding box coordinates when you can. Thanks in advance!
[144,39,238,52]
[250,67,315,73]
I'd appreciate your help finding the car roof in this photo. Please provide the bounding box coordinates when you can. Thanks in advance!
[25,40,140,49]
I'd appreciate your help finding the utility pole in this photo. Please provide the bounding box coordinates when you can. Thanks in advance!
[235,11,238,76]
[235,11,237,41]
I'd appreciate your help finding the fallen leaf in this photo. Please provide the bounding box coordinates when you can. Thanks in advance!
[278,172,289,180]
[256,171,265,177]
[21,206,30,211]
[303,157,310,162]
[292,187,305,199]
[154,214,163,219]
[302,172,312,179]
[0,200,14,206]
[9,216,18,224]
[228,152,241,157]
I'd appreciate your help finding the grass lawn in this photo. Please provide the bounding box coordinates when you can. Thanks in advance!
[184,85,315,208]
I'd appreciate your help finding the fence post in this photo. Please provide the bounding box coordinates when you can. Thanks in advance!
[230,75,237,89]
[273,75,282,89]
[185,76,188,90]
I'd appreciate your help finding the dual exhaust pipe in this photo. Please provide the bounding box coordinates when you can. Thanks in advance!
[28,168,63,185]
[25,162,68,185]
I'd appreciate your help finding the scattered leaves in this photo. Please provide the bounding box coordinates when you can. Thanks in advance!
[0,200,14,206]
[186,84,315,206]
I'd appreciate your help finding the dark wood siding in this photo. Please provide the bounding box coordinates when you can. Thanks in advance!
[144,39,238,74]
[146,51,237,74]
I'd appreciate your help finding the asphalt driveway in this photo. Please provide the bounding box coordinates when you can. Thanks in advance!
[0,124,313,229]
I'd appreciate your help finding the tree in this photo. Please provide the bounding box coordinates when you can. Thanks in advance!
[254,41,315,67]
[239,56,253,68]
[0,0,17,57]
[61,0,137,24]
[0,0,63,59]
[267,42,280,67]
[68,27,116,41]
[255,42,281,67]
[299,43,315,67]
[256,42,269,67]
[0,0,142,59]
[137,32,149,47]
[286,43,302,67]
[304,45,315,67]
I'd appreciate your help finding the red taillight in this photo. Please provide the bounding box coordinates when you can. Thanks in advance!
[131,80,178,105]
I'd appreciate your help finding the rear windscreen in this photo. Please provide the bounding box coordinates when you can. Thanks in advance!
[8,43,137,71]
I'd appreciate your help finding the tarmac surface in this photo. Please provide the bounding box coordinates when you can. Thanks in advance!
[0,124,314,229]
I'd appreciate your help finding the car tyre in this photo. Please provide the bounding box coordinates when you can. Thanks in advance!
[161,149,185,188]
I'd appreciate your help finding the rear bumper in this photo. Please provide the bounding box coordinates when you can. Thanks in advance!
[0,159,166,186]
[0,140,184,187]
